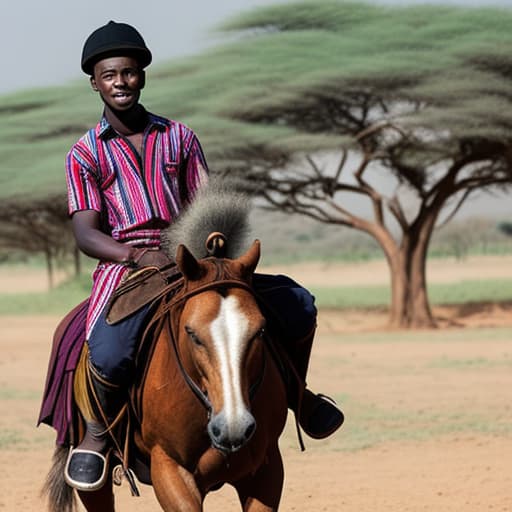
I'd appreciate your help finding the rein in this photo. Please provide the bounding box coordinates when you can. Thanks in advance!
[164,277,267,414]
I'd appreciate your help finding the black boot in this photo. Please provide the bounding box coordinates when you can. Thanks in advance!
[299,389,344,439]
[286,329,344,439]
[65,365,125,491]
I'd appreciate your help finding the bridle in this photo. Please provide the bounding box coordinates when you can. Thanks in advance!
[162,275,267,416]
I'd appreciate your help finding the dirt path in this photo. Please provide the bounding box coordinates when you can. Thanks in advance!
[2,256,512,511]
[1,311,512,511]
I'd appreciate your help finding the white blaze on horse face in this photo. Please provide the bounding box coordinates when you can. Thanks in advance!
[209,295,250,425]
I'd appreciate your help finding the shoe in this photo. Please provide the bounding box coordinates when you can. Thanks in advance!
[300,391,344,439]
[65,362,123,491]
[64,447,110,491]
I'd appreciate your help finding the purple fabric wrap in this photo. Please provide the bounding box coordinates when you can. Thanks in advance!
[37,299,89,446]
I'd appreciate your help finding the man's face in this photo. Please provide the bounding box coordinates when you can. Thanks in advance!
[91,56,144,112]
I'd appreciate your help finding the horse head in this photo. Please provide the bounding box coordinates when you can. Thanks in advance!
[175,236,265,454]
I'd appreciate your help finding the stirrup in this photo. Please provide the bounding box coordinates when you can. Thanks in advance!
[64,446,110,491]
[300,392,344,440]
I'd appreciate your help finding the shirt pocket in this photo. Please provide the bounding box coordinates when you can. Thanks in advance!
[164,162,179,188]
[163,161,182,210]
[164,161,179,174]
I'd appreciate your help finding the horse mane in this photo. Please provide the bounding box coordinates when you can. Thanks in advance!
[162,177,252,261]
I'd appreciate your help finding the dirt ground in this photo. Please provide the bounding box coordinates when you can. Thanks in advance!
[1,256,512,511]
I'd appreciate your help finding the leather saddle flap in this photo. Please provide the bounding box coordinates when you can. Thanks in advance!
[106,264,181,325]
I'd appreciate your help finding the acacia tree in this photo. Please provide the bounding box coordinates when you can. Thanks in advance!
[0,196,75,288]
[213,1,512,327]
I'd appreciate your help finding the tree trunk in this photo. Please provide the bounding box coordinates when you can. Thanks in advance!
[45,249,54,290]
[387,247,435,328]
[385,213,438,328]
[387,249,410,327]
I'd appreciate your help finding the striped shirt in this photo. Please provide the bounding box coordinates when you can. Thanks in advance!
[66,110,208,335]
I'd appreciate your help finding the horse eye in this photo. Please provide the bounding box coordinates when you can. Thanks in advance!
[185,326,202,346]
[250,328,265,344]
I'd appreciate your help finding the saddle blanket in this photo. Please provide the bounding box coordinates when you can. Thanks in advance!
[37,299,89,446]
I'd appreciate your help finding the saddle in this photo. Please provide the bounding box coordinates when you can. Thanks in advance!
[106,263,182,324]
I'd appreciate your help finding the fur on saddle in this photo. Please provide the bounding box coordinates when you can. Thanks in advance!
[162,177,252,262]
[107,177,252,325]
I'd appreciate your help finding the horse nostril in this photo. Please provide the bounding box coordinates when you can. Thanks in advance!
[244,421,256,440]
[211,425,221,438]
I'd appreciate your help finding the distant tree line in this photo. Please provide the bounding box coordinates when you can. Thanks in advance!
[0,196,77,288]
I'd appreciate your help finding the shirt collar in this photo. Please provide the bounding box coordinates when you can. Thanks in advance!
[96,108,169,139]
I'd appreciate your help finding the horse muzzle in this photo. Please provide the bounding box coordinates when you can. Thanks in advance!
[207,410,256,454]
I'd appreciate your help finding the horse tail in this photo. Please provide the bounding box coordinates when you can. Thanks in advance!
[42,445,76,512]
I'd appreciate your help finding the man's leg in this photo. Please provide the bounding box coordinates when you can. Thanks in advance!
[253,273,344,439]
[65,304,150,491]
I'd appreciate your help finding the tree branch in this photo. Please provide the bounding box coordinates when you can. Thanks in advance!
[387,195,410,232]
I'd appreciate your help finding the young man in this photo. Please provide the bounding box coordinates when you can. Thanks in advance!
[64,20,343,491]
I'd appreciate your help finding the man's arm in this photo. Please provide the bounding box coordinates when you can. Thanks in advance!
[71,210,134,264]
[71,210,171,267]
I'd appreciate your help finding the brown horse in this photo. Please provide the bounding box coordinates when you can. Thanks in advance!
[45,236,289,511]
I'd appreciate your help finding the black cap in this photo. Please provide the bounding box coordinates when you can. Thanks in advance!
[81,21,152,75]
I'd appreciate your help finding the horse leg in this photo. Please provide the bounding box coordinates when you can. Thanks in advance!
[150,445,202,512]
[234,444,284,512]
[77,472,115,511]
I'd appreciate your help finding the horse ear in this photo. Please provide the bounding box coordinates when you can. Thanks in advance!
[176,244,202,280]
[238,239,261,277]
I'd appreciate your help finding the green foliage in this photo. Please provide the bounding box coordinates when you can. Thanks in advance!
[220,1,381,33]
[498,221,512,237]
[0,387,40,400]
[2,264,511,316]
[428,356,512,369]
[0,81,98,199]
[312,284,389,308]
[336,397,512,452]
[430,217,512,260]
[312,279,512,309]
[0,429,22,449]
[3,1,512,200]
[0,274,90,315]
[217,1,512,117]
[255,212,512,265]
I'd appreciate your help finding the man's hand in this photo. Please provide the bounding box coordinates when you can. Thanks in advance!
[128,248,173,269]
[72,211,173,268]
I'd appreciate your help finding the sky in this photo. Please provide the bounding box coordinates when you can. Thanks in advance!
[2,0,512,94]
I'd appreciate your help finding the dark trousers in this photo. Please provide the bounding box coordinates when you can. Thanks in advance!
[87,274,316,384]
